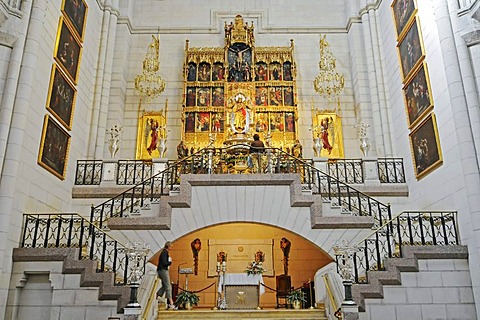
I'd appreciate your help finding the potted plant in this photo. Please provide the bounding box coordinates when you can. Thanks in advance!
[286,289,307,309]
[175,290,200,310]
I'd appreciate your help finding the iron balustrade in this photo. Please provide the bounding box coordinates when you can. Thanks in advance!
[377,158,406,183]
[75,160,103,185]
[339,211,459,284]
[89,146,391,230]
[75,156,406,186]
[117,160,154,185]
[326,159,363,184]
[20,213,142,285]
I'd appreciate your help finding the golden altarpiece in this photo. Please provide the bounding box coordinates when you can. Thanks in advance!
[181,15,299,152]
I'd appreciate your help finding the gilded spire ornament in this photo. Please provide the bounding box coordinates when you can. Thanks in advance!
[134,35,166,101]
[313,35,345,98]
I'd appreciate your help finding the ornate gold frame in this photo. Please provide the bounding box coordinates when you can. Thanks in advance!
[135,111,167,160]
[38,114,71,180]
[409,113,443,180]
[311,110,344,158]
[46,64,77,130]
[54,16,83,85]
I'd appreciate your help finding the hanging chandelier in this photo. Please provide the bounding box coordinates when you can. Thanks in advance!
[134,35,166,101]
[313,35,345,98]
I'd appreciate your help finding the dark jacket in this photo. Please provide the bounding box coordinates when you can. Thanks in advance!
[250,140,265,153]
[157,249,172,270]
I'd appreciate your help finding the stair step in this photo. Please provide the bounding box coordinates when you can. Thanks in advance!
[157,308,327,319]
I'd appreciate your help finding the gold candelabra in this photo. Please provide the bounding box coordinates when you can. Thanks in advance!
[134,35,166,101]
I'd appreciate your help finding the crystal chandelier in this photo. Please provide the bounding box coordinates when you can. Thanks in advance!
[134,35,166,101]
[313,35,345,98]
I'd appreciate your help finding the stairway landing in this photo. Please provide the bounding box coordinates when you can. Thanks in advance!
[157,308,327,319]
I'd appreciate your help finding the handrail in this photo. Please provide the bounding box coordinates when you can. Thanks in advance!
[141,276,160,320]
[20,212,141,285]
[336,210,459,284]
[89,145,392,228]
[322,274,339,315]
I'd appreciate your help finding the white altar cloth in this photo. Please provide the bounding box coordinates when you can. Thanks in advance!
[218,273,265,295]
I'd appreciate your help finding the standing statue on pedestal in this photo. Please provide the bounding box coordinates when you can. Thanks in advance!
[280,237,291,275]
[108,125,123,158]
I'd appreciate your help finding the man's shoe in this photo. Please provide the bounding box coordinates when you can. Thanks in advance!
[168,304,178,310]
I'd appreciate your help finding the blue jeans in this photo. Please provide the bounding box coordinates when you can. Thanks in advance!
[157,268,172,299]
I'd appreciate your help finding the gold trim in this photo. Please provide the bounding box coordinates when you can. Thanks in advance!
[391,0,418,41]
[396,16,426,84]
[53,16,83,85]
[37,115,71,180]
[409,112,443,180]
[46,64,77,130]
[61,0,88,43]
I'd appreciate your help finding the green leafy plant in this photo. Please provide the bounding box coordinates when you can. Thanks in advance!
[245,261,264,275]
[286,289,307,304]
[175,290,200,308]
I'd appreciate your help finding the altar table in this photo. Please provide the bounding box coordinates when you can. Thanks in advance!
[218,273,265,295]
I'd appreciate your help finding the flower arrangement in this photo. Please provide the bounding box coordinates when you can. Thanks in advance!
[245,261,264,275]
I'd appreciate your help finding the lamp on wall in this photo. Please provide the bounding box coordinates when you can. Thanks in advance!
[134,35,166,102]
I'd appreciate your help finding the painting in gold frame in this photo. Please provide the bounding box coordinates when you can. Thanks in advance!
[391,0,417,39]
[54,17,83,85]
[38,115,71,180]
[136,112,167,160]
[409,113,442,180]
[403,62,433,128]
[312,111,344,159]
[397,16,425,83]
[61,0,88,42]
[46,64,77,130]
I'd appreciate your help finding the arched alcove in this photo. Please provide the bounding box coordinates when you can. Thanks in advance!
[149,222,333,308]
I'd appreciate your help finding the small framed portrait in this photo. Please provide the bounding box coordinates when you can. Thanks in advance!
[61,0,88,42]
[46,64,77,130]
[403,62,433,128]
[185,112,196,133]
[38,115,71,180]
[284,112,295,132]
[197,88,211,106]
[269,87,282,106]
[198,62,211,82]
[212,63,225,81]
[186,87,196,106]
[391,0,417,39]
[409,113,443,180]
[54,17,83,84]
[196,112,211,132]
[212,87,224,106]
[397,17,425,83]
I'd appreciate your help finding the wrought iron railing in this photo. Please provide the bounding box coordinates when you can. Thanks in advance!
[75,156,405,186]
[89,146,391,228]
[339,211,459,284]
[458,0,477,10]
[20,213,142,285]
[3,0,21,10]
[377,158,406,183]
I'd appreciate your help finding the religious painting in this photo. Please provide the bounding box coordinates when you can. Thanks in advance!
[135,112,167,159]
[187,62,197,81]
[185,112,195,133]
[46,64,77,130]
[283,87,294,106]
[255,62,268,81]
[38,115,71,180]
[269,87,282,106]
[186,87,196,106]
[255,87,268,106]
[283,61,293,81]
[269,112,285,132]
[227,43,252,82]
[198,62,211,82]
[196,112,210,132]
[212,63,225,81]
[391,0,417,39]
[403,62,433,128]
[197,88,210,106]
[61,0,88,42]
[212,87,224,106]
[54,17,83,84]
[397,17,425,83]
[211,112,224,133]
[284,112,295,132]
[269,62,282,81]
[409,113,442,180]
[255,112,268,132]
[312,111,345,158]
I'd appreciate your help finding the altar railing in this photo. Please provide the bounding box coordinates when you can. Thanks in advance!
[75,152,405,186]
[87,146,393,230]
